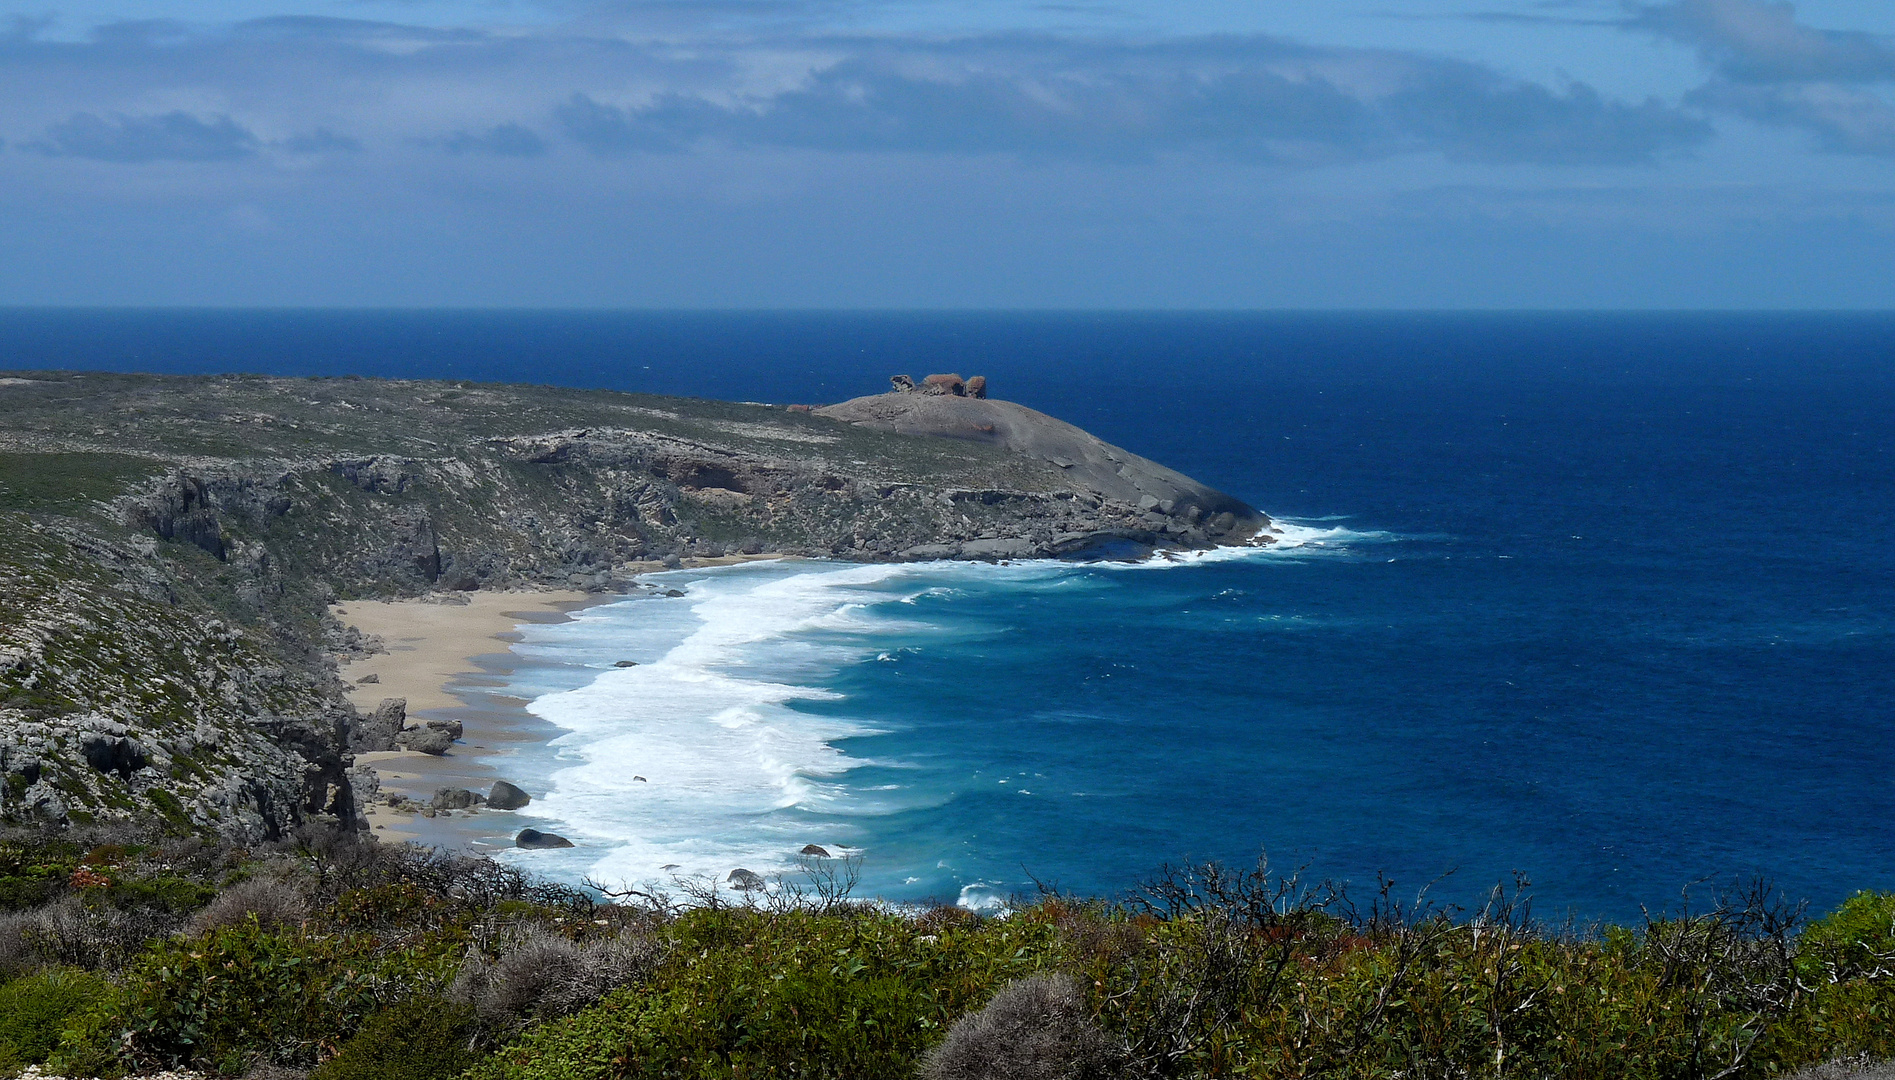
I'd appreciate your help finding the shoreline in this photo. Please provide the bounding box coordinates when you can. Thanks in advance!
[334,555,790,844]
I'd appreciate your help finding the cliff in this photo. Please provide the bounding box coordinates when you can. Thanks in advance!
[0,371,1266,840]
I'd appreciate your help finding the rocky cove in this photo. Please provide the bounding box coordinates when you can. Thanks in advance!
[0,371,1266,845]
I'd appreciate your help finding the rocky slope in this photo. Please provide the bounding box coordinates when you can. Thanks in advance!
[0,371,1266,841]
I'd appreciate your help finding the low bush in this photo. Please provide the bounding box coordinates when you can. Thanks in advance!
[0,967,113,1066]
[473,905,1058,1080]
[119,919,458,1069]
[308,996,479,1080]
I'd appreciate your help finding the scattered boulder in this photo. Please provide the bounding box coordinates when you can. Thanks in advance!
[663,589,686,598]
[80,734,147,780]
[727,868,766,890]
[921,373,966,396]
[614,660,639,668]
[352,697,406,753]
[422,717,464,741]
[800,844,831,857]
[965,375,987,399]
[395,726,454,755]
[515,828,574,849]
[488,781,532,810]
[431,787,484,810]
[633,775,647,782]
[355,673,380,684]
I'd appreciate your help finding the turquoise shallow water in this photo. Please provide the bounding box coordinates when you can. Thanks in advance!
[10,309,1893,921]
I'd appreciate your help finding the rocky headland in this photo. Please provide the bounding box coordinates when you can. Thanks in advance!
[0,370,1266,844]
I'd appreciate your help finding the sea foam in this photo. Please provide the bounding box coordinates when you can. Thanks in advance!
[501,521,1383,899]
[520,561,965,889]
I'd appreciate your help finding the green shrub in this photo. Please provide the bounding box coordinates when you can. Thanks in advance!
[1802,892,1895,981]
[119,920,430,1067]
[310,996,479,1080]
[475,907,1057,1080]
[0,967,113,1065]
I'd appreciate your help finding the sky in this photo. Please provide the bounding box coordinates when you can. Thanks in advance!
[1,0,1893,308]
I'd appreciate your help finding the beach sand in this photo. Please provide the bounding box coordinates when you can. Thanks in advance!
[333,589,598,843]
[333,555,790,846]
[333,590,597,713]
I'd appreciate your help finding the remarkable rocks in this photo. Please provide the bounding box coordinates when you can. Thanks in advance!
[816,378,1266,555]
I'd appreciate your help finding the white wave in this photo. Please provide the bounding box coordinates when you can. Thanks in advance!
[957,882,1011,913]
[1109,515,1394,570]
[520,561,960,890]
[494,516,1393,895]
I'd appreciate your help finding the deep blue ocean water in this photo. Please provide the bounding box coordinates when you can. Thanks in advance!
[6,309,1893,923]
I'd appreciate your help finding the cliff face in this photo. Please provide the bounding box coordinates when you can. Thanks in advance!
[0,371,1266,838]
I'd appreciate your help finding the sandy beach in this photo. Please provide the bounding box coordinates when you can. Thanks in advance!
[333,590,597,713]
[332,589,598,842]
[334,556,789,844]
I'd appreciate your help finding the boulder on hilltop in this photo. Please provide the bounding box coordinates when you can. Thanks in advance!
[815,388,1265,541]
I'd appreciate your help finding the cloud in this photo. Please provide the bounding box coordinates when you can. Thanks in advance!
[1629,0,1895,84]
[1688,80,1895,154]
[443,123,549,157]
[558,37,1707,165]
[1628,0,1895,154]
[31,111,260,162]
[1387,64,1711,164]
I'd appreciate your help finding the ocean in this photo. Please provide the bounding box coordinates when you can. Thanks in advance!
[7,309,1893,923]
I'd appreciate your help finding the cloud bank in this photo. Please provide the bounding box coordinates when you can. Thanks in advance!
[0,15,1717,167]
[1629,0,1895,154]
[0,0,1889,307]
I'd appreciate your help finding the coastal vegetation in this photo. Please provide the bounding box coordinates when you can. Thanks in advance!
[0,826,1890,1079]
[5,371,1891,1077]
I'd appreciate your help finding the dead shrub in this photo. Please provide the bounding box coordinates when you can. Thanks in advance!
[922,973,1123,1080]
[451,925,664,1026]
[0,906,38,976]
[3,895,173,970]
[191,875,312,934]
